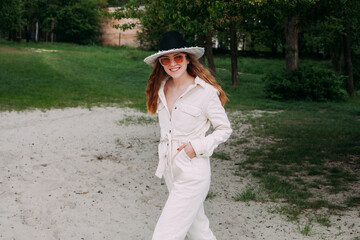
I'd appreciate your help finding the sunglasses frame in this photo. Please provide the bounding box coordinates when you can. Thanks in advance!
[158,53,187,66]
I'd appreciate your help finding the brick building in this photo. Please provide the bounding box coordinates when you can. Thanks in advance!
[100,7,140,47]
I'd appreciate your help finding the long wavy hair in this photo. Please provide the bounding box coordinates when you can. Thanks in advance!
[145,53,228,114]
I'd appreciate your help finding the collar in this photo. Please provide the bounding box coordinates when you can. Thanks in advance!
[194,76,207,88]
[158,76,206,101]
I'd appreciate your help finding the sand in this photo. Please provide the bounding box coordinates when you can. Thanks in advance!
[0,107,359,240]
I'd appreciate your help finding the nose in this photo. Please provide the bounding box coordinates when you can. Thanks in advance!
[169,58,178,66]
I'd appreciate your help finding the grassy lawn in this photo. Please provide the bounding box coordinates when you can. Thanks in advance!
[0,40,151,111]
[1,40,359,221]
[213,51,360,219]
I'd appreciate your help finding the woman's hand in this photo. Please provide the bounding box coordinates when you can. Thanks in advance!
[178,142,196,159]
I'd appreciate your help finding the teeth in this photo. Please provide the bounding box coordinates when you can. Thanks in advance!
[170,67,180,72]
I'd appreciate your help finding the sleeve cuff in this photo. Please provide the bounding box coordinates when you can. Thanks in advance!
[190,139,206,158]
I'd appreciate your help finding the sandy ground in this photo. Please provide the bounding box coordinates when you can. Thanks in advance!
[0,107,359,240]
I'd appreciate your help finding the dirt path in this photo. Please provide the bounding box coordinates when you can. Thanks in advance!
[0,107,358,239]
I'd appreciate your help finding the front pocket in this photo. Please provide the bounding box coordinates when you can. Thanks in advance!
[172,149,192,179]
[173,103,203,134]
[180,149,192,162]
[179,103,201,117]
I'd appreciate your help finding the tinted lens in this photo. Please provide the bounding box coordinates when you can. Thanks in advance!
[159,57,170,66]
[159,55,185,66]
[174,55,184,63]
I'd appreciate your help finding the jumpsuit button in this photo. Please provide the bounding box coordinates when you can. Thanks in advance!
[174,106,177,110]
[169,130,171,133]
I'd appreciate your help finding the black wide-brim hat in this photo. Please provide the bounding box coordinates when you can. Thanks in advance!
[144,30,204,66]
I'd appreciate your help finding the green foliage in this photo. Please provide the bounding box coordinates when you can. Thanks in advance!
[352,45,360,89]
[1,0,108,44]
[303,16,344,55]
[0,0,24,38]
[263,66,347,101]
[54,0,103,44]
[110,0,236,50]
[107,0,128,7]
[233,188,258,202]
[298,222,312,236]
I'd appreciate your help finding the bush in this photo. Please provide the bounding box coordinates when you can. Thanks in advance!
[54,0,102,45]
[352,46,360,90]
[263,66,347,101]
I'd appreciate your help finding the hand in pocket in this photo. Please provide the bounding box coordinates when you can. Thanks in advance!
[177,142,196,159]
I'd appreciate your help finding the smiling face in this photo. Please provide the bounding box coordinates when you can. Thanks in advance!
[158,52,189,80]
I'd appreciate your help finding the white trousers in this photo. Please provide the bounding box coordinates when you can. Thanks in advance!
[152,150,217,240]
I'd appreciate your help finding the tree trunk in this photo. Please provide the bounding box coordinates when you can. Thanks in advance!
[51,21,54,43]
[230,19,239,86]
[271,40,277,55]
[339,35,346,73]
[343,23,354,97]
[197,34,206,65]
[242,34,246,51]
[205,32,216,76]
[330,35,345,73]
[250,35,255,52]
[35,21,39,42]
[284,15,299,72]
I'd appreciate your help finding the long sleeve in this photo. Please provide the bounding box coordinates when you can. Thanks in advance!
[190,90,232,158]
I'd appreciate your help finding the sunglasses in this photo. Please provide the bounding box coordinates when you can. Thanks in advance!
[158,54,185,66]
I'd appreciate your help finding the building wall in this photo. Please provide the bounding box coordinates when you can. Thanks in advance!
[100,7,140,47]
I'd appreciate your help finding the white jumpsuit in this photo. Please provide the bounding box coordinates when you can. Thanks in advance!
[152,76,232,240]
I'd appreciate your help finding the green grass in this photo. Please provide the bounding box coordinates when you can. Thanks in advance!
[298,222,312,236]
[233,188,259,202]
[0,40,151,111]
[212,151,230,160]
[315,212,331,227]
[117,114,157,126]
[241,103,360,208]
[206,191,217,200]
[1,40,359,217]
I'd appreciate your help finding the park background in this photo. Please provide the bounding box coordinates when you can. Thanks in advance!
[0,0,360,239]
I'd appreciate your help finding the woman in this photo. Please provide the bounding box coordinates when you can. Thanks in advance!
[144,30,232,240]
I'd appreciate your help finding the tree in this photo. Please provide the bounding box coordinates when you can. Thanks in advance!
[303,0,359,96]
[107,0,129,7]
[55,0,107,44]
[23,0,50,42]
[216,0,243,86]
[280,0,317,72]
[217,0,264,85]
[0,0,24,41]
[254,1,317,72]
[251,3,283,55]
[332,0,358,96]
[110,0,219,76]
